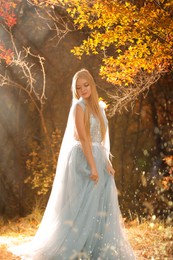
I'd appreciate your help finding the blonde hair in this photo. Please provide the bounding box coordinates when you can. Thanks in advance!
[71,69,106,141]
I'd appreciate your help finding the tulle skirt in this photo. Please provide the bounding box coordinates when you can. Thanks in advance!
[10,142,135,259]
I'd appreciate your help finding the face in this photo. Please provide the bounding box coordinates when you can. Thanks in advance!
[76,78,91,99]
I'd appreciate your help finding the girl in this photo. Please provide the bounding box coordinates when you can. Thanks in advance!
[11,69,135,259]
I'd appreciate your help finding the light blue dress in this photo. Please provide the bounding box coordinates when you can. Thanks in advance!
[11,98,135,259]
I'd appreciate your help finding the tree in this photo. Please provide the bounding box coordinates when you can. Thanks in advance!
[2,1,172,113]
[0,0,57,214]
[32,0,173,113]
[0,0,57,158]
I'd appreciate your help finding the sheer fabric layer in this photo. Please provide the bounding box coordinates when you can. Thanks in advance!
[10,98,135,259]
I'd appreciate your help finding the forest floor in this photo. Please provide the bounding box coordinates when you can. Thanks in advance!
[0,216,172,260]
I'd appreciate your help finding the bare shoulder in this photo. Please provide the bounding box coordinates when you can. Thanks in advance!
[75,103,84,124]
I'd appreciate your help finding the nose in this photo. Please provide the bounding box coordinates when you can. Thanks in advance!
[81,86,86,93]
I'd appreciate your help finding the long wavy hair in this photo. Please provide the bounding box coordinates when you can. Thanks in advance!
[71,69,106,141]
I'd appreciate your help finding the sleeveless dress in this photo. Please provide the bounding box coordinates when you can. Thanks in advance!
[10,98,135,259]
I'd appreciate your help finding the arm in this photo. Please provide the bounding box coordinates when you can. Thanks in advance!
[75,104,99,184]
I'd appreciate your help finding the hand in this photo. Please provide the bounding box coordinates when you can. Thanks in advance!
[90,169,99,184]
[107,161,115,176]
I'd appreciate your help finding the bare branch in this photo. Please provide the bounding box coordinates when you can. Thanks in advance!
[1,26,46,102]
[33,5,75,46]
[0,73,40,113]
[23,47,46,103]
[106,70,162,116]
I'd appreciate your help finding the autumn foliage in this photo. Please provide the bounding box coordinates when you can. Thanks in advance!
[1,0,173,90]
[0,0,17,28]
[25,129,61,195]
[0,0,16,64]
[33,0,173,86]
[162,156,173,191]
[0,41,14,64]
[69,0,173,85]
[27,0,173,113]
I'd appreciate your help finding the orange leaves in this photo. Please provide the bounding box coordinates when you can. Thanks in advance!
[0,0,17,28]
[1,0,172,95]
[162,156,173,190]
[0,41,14,64]
[64,0,173,86]
[0,0,17,64]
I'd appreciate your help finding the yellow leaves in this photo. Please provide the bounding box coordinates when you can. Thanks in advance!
[31,0,173,86]
[117,49,122,54]
[100,58,135,86]
[70,0,172,85]
[125,2,130,8]
[66,7,77,18]
[72,32,101,57]
[25,128,61,195]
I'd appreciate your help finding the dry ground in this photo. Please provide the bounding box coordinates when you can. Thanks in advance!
[0,217,172,259]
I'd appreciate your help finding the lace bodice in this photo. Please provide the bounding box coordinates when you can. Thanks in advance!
[90,114,102,143]
[75,98,107,143]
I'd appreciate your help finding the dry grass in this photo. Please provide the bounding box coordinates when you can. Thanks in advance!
[126,219,173,259]
[0,216,172,259]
